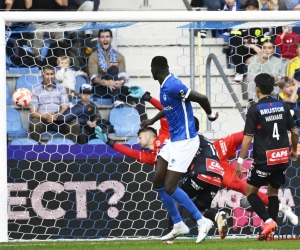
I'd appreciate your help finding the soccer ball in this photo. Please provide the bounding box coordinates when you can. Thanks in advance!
[12,88,32,108]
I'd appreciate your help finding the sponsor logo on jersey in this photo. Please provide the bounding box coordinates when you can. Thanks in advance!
[259,107,284,115]
[206,158,224,176]
[163,106,173,111]
[163,94,167,101]
[191,179,202,190]
[219,140,227,155]
[256,169,269,177]
[266,147,289,165]
[179,90,186,98]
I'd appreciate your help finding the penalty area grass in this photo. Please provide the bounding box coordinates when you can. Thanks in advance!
[1,238,300,250]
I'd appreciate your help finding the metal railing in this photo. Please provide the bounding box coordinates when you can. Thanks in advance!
[206,53,246,131]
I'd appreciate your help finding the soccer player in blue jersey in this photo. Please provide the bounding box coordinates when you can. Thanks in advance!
[141,56,219,243]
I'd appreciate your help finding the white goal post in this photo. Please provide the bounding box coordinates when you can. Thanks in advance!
[0,11,299,243]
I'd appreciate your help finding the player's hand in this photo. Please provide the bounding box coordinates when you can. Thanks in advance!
[289,150,298,161]
[95,126,108,143]
[235,163,243,179]
[128,86,146,99]
[141,119,154,129]
[207,112,219,122]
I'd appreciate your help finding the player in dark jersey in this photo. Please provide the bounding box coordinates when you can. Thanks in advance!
[236,73,299,240]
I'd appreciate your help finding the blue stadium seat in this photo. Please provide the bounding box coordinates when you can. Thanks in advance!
[10,138,38,146]
[126,137,139,145]
[8,67,40,75]
[16,75,43,92]
[109,107,140,136]
[87,138,106,145]
[93,97,113,105]
[7,108,27,138]
[46,138,75,145]
[6,82,13,105]
[40,131,65,140]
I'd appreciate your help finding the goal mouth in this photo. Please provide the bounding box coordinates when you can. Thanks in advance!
[3,13,300,242]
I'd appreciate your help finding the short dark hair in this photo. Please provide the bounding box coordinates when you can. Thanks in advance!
[255,73,274,95]
[151,56,169,69]
[137,127,157,137]
[98,29,113,38]
[42,65,55,73]
[194,116,199,131]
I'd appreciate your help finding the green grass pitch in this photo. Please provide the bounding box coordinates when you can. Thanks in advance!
[1,239,300,250]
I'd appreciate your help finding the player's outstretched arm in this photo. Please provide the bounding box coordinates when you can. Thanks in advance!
[129,86,163,111]
[95,126,156,164]
[186,90,218,121]
[141,110,165,129]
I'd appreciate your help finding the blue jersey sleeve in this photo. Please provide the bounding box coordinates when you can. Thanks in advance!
[168,79,191,101]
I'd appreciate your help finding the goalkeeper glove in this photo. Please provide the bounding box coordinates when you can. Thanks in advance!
[95,126,108,143]
[128,86,151,101]
[95,126,115,147]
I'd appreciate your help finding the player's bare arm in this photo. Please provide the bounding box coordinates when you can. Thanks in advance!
[185,90,219,121]
[290,127,298,161]
[236,135,252,179]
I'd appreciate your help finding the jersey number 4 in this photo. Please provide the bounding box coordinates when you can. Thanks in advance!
[273,123,280,140]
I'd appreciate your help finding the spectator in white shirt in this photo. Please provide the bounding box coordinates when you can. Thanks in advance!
[55,56,88,101]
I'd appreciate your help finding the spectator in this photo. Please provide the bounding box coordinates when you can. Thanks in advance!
[278,77,300,126]
[26,0,68,10]
[287,41,300,82]
[246,40,284,103]
[55,56,88,102]
[88,29,147,120]
[259,0,278,10]
[66,0,100,10]
[275,26,300,60]
[27,0,67,58]
[286,0,300,10]
[55,83,105,144]
[229,0,272,83]
[203,0,225,10]
[29,66,81,143]
[223,0,243,10]
[0,0,31,11]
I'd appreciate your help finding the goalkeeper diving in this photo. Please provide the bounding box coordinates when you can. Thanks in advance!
[95,86,298,240]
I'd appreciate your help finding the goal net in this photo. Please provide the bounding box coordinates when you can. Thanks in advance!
[3,13,300,241]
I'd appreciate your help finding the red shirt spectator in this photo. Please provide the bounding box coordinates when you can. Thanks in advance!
[275,26,300,60]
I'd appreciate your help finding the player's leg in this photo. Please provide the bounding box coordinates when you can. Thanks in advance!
[154,156,184,232]
[224,162,298,225]
[163,136,213,243]
[246,166,277,240]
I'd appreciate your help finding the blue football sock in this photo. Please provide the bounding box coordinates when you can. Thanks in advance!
[171,187,202,221]
[156,187,182,224]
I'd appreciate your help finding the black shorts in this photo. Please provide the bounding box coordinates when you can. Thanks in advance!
[180,174,221,211]
[247,165,286,189]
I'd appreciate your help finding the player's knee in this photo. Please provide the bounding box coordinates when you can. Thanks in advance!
[165,185,177,195]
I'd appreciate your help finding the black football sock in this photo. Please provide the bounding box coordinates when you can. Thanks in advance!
[247,193,270,222]
[203,210,217,223]
[268,196,279,222]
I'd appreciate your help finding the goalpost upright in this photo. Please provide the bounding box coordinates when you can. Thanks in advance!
[0,11,299,243]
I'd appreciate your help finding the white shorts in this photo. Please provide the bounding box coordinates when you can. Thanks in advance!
[158,136,200,173]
